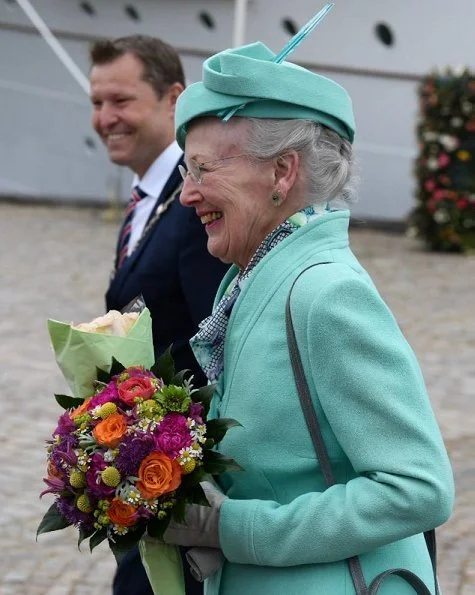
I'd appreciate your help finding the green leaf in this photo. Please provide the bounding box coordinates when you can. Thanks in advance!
[96,366,110,384]
[37,502,72,539]
[203,451,244,475]
[78,526,95,550]
[191,384,216,414]
[171,369,190,387]
[147,517,170,539]
[54,394,85,410]
[109,357,126,377]
[151,347,175,384]
[187,482,209,507]
[108,526,145,564]
[172,497,187,524]
[89,527,108,552]
[206,418,242,443]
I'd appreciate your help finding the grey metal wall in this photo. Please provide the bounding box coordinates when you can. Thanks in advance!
[1,0,474,220]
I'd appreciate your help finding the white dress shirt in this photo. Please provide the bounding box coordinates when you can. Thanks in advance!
[128,140,183,255]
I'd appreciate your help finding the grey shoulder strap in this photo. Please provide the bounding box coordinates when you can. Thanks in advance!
[285,263,438,595]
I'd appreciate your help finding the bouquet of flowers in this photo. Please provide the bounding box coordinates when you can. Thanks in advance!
[38,307,241,594]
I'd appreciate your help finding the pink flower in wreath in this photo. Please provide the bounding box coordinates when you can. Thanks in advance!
[437,153,450,168]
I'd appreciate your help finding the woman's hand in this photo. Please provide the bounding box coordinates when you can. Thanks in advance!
[163,481,227,549]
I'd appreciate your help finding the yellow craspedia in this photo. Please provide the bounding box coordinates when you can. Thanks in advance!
[181,459,196,475]
[101,466,121,487]
[76,494,93,513]
[98,402,118,419]
[69,470,86,488]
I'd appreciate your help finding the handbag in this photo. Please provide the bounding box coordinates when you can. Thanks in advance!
[285,263,439,595]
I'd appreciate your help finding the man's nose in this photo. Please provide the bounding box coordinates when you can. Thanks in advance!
[98,104,119,129]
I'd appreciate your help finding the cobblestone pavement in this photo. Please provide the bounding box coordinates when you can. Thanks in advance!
[1,202,474,595]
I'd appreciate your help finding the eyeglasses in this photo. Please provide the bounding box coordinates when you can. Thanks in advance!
[178,155,246,185]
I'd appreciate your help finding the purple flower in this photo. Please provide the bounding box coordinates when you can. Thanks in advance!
[50,436,79,470]
[89,381,120,409]
[56,496,94,529]
[115,433,155,477]
[188,402,204,424]
[40,475,67,498]
[155,413,192,458]
[53,411,76,438]
[85,453,115,498]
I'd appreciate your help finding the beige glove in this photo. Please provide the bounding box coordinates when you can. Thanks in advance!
[163,481,227,549]
[186,547,225,582]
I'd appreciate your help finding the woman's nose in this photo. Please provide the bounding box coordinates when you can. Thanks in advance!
[179,176,202,208]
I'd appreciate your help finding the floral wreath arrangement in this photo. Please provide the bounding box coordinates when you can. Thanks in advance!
[408,67,475,252]
[37,307,241,594]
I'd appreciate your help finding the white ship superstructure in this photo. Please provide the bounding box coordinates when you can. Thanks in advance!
[1,0,474,221]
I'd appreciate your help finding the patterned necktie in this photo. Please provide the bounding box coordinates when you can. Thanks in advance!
[117,185,147,269]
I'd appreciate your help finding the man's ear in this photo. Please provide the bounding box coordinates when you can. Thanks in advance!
[274,151,300,198]
[167,82,185,114]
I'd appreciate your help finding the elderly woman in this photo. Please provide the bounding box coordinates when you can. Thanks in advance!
[158,41,454,595]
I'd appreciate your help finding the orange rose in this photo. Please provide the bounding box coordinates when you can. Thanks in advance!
[108,497,139,527]
[70,398,92,419]
[92,413,127,448]
[136,452,182,500]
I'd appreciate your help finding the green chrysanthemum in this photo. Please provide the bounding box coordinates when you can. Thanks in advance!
[73,412,91,427]
[101,466,121,487]
[69,470,86,488]
[155,385,191,413]
[137,399,163,418]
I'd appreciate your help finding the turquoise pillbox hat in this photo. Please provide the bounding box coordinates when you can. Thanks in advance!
[175,41,356,149]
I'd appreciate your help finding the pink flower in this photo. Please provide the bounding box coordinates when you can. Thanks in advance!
[437,153,450,168]
[189,402,204,424]
[155,413,192,458]
[88,381,119,409]
[424,179,436,192]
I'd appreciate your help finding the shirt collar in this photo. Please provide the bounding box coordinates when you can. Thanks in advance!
[132,140,183,198]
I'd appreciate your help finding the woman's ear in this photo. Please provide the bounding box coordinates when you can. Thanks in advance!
[273,150,300,198]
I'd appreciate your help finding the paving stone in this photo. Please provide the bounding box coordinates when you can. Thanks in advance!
[1,203,474,594]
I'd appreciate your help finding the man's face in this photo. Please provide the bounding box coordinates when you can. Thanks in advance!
[90,53,181,178]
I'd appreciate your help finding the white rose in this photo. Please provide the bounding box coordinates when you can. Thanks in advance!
[73,311,139,336]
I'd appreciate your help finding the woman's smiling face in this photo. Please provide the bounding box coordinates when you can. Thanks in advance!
[179,118,281,269]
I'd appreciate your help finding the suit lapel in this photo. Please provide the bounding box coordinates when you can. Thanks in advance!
[109,156,184,293]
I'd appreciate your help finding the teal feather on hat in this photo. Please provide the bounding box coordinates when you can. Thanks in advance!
[175,4,355,147]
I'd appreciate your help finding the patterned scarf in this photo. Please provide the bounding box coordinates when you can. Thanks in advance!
[190,205,328,383]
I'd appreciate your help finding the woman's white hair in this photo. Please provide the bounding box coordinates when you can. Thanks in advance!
[243,118,358,206]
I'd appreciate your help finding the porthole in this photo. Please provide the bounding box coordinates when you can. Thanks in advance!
[199,11,215,30]
[125,4,140,22]
[84,136,97,151]
[282,18,298,37]
[79,1,95,16]
[375,22,395,47]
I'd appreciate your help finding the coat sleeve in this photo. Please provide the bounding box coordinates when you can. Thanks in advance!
[219,269,454,566]
[178,208,229,327]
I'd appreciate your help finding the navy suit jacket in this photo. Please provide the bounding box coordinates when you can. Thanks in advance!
[106,157,229,387]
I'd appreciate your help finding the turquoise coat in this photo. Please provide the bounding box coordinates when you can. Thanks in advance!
[204,211,454,595]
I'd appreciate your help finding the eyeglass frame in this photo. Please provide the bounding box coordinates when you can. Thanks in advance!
[178,154,246,185]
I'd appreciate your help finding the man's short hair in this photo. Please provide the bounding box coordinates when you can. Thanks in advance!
[89,35,185,98]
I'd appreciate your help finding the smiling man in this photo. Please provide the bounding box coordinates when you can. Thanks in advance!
[89,35,229,595]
